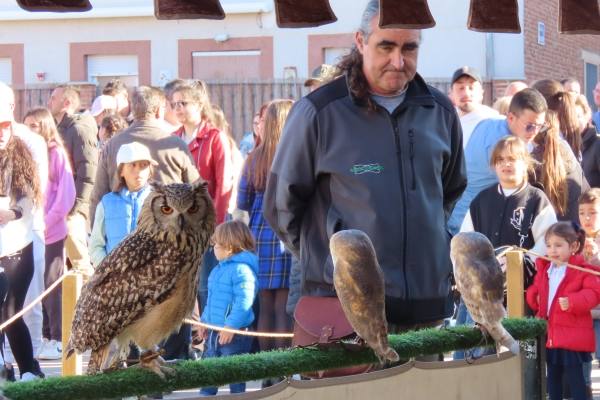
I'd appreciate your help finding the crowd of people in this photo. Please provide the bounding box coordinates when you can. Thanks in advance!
[0,0,600,398]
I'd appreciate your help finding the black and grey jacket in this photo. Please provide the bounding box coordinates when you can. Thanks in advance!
[581,126,600,188]
[263,74,466,324]
[462,183,557,256]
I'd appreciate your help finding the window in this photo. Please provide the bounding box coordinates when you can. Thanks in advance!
[585,62,599,112]
[87,55,139,88]
[0,58,11,84]
[324,47,350,66]
[192,50,262,80]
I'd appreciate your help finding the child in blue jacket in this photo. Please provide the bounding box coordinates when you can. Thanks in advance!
[199,220,258,396]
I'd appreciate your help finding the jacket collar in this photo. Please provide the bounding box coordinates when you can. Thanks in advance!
[345,72,436,109]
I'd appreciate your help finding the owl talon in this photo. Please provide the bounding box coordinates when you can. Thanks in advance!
[136,354,174,379]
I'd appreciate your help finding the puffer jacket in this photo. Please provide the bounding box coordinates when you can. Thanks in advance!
[526,255,600,352]
[201,250,258,329]
[263,73,466,324]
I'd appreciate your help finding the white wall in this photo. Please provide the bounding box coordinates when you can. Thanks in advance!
[0,0,526,84]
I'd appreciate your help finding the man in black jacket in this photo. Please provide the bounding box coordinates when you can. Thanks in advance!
[263,0,466,327]
[48,85,98,276]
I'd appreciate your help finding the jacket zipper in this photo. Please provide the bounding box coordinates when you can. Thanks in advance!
[386,112,409,300]
[408,129,416,190]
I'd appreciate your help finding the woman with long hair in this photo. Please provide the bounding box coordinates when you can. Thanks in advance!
[237,99,294,363]
[23,108,75,360]
[532,79,583,160]
[0,118,45,380]
[531,110,589,222]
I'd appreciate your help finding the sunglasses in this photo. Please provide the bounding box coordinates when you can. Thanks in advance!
[170,101,191,109]
[524,122,547,133]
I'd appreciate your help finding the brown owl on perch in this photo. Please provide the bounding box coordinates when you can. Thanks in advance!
[65,181,215,376]
[450,232,519,355]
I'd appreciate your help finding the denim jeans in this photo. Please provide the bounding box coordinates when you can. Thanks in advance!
[594,319,600,360]
[199,330,253,396]
[198,247,218,312]
[453,299,495,359]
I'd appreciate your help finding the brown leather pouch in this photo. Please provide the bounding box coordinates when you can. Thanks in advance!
[292,296,372,378]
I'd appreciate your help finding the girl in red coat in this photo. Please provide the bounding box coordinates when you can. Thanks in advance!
[527,221,600,400]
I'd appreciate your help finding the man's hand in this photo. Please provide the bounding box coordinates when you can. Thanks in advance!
[0,210,16,225]
[218,329,235,345]
[197,326,207,340]
[558,297,569,311]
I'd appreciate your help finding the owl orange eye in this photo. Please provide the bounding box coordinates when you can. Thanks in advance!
[188,204,199,214]
[161,206,174,215]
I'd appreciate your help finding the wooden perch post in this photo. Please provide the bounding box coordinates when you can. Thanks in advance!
[62,273,83,376]
[506,250,524,318]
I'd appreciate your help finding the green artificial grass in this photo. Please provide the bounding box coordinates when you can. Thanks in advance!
[3,318,546,400]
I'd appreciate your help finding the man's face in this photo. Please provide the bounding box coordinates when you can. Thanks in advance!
[0,121,12,150]
[449,76,484,115]
[594,83,600,107]
[507,109,546,144]
[355,18,420,96]
[47,88,66,118]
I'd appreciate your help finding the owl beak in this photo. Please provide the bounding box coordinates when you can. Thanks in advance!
[178,214,184,230]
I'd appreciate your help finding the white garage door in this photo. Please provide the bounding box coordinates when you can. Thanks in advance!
[87,55,138,88]
[0,58,12,84]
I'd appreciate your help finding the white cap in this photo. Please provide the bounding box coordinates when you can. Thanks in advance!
[116,142,158,167]
[89,95,117,117]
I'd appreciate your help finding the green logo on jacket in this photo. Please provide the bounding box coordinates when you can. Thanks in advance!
[350,163,384,175]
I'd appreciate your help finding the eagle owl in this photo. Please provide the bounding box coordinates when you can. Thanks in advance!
[450,232,519,355]
[66,180,215,375]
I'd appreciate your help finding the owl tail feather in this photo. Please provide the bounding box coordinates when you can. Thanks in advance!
[380,347,400,363]
[489,323,520,356]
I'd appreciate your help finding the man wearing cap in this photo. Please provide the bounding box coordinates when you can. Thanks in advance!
[91,86,199,222]
[89,95,117,126]
[264,0,466,328]
[48,84,98,275]
[448,66,498,147]
[304,64,340,92]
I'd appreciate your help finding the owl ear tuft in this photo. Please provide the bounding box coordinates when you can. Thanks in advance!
[150,180,166,193]
[192,179,209,192]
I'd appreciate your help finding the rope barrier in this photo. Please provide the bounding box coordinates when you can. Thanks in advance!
[183,318,294,338]
[498,246,600,277]
[0,270,80,332]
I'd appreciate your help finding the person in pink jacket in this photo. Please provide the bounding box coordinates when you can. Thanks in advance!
[23,108,75,360]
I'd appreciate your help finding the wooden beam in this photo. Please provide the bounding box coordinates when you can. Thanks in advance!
[506,250,525,318]
[62,273,83,376]
[274,0,337,28]
[468,0,521,33]
[154,0,225,20]
[16,0,91,12]
[379,0,436,29]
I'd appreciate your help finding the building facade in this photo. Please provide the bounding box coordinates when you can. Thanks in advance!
[0,0,598,128]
